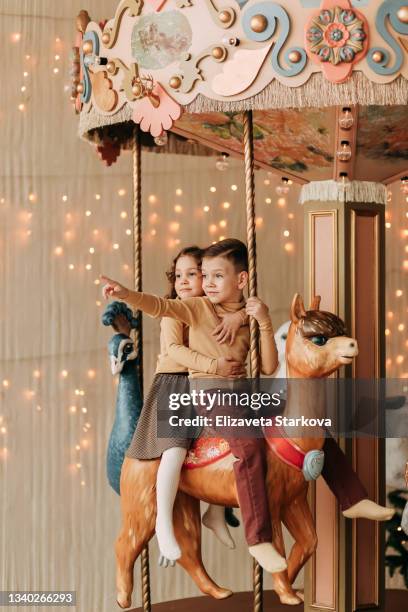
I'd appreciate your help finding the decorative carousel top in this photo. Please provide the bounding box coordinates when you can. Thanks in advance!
[72,0,408,139]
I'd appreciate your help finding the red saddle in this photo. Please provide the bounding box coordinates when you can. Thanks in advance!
[184,437,231,469]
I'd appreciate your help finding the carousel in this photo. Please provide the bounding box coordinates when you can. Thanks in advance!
[71,1,408,611]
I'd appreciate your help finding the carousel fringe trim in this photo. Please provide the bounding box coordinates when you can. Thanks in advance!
[79,104,133,141]
[299,180,387,206]
[185,73,408,113]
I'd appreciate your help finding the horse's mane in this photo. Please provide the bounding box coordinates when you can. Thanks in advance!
[298,310,347,338]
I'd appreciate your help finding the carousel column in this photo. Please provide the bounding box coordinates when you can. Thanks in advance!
[302,180,386,612]
[132,125,152,612]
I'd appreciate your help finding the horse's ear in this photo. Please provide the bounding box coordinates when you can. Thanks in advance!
[310,295,321,311]
[290,294,306,323]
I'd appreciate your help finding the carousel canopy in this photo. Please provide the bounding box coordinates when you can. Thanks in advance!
[73,0,408,182]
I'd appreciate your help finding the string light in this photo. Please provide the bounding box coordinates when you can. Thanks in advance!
[89,247,95,254]
[118,188,126,197]
[95,193,101,200]
[222,202,230,209]
[231,185,237,191]
[126,229,132,236]
[54,246,63,256]
[174,205,183,213]
[175,188,183,196]
[11,32,21,43]
[148,194,157,204]
[203,206,210,213]
[113,243,119,250]
[61,370,69,378]
[120,211,127,219]
[2,380,10,388]
[219,220,227,228]
[85,210,92,217]
[265,197,272,204]
[210,186,216,193]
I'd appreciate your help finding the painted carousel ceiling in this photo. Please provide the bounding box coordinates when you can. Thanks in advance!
[172,105,408,183]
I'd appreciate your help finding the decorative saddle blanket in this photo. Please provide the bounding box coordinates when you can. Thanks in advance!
[184,430,324,481]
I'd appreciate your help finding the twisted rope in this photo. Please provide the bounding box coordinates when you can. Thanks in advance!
[133,125,151,612]
[243,110,263,612]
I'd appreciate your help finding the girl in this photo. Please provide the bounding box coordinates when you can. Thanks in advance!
[125,246,246,564]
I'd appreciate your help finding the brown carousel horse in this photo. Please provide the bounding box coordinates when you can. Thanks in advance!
[115,294,358,608]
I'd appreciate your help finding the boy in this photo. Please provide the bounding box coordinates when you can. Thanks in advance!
[102,238,287,573]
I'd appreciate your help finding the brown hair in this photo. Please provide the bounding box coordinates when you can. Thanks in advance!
[165,245,203,299]
[202,238,248,272]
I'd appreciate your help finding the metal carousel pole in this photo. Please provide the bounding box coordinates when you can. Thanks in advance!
[242,110,263,612]
[132,124,152,612]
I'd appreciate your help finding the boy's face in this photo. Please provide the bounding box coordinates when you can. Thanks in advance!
[201,256,248,304]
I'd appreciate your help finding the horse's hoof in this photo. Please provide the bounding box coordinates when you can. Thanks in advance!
[211,588,233,600]
[278,593,302,606]
[296,590,304,602]
[116,592,131,609]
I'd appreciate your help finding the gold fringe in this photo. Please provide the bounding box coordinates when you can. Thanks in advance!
[299,180,387,206]
[185,73,408,113]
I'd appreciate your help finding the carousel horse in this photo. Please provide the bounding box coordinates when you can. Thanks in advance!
[102,302,142,495]
[115,293,359,608]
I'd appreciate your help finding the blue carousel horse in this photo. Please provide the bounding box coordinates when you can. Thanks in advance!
[102,302,143,495]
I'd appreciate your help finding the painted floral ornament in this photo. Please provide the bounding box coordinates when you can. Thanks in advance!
[305,0,368,83]
[132,83,182,137]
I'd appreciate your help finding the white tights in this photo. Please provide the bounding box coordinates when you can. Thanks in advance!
[155,447,235,564]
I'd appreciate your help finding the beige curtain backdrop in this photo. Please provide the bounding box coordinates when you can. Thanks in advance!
[0,1,406,609]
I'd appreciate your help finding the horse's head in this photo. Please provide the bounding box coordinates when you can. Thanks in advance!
[286,294,358,378]
[108,333,138,375]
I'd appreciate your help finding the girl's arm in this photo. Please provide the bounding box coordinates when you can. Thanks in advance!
[164,319,246,377]
[246,297,279,376]
[163,318,217,375]
[101,276,199,326]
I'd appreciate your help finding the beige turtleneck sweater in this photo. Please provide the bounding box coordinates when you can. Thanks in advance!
[124,292,278,378]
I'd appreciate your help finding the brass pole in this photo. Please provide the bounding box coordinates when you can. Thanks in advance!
[243,110,263,612]
[133,125,151,612]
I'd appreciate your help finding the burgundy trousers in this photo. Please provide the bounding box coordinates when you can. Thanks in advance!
[228,436,368,547]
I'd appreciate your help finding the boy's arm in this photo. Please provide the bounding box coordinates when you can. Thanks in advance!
[258,317,279,376]
[246,297,278,376]
[101,275,199,325]
[163,318,217,375]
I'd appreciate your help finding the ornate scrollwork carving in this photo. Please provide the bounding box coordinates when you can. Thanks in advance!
[169,45,228,93]
[102,0,144,49]
[368,0,408,75]
[242,2,307,77]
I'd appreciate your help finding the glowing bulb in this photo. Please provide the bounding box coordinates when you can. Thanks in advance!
[277,198,286,208]
[148,194,157,204]
[89,247,95,254]
[28,193,36,202]
[2,380,10,388]
[68,264,75,270]
[150,229,157,237]
[23,71,28,77]
[55,54,60,60]
[149,213,158,224]
[219,220,227,228]
[69,406,77,414]
[11,32,21,43]
[385,329,390,336]
[82,407,88,414]
[265,198,272,204]
[75,444,80,451]
[397,355,404,365]
[222,202,231,209]
[85,210,91,217]
[403,260,408,271]
[283,230,290,237]
[54,246,63,256]
[96,301,101,307]
[126,229,132,236]
[288,213,295,220]
[85,264,92,271]
[256,217,263,227]
[203,206,210,213]
[62,194,68,202]
[95,194,101,200]
[264,179,270,186]
[87,370,96,379]
[210,186,217,193]
[94,279,100,285]
[174,205,183,213]
[93,229,99,236]
[53,67,59,74]
[61,370,68,378]
[398,324,405,332]
[396,290,403,297]
[284,242,294,252]
[231,185,237,191]
[0,427,6,434]
[175,188,183,196]
[76,463,82,469]
[33,370,41,378]
[81,481,86,486]
[120,211,127,219]
[385,222,391,229]
[118,188,126,197]
[209,224,217,234]
[36,405,42,412]
[21,85,26,92]
[169,222,180,233]
[113,243,119,250]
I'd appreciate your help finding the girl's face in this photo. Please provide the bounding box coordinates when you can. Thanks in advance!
[174,255,203,299]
